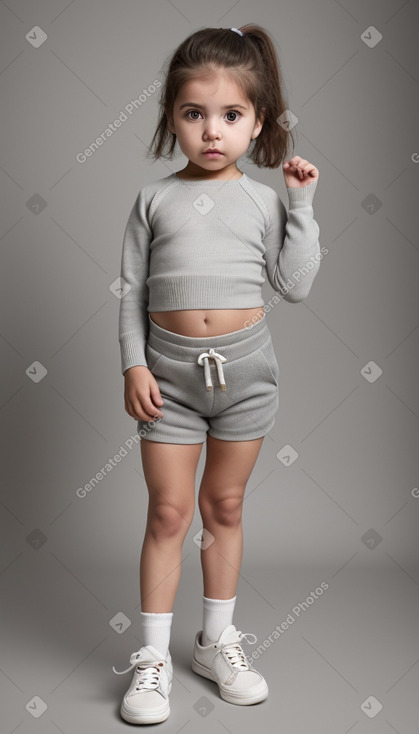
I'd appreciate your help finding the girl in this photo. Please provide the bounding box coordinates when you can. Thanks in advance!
[113,24,321,725]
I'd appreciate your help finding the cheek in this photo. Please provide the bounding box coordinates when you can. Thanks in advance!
[180,125,199,140]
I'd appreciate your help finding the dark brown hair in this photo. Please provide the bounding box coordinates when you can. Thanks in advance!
[146,24,295,168]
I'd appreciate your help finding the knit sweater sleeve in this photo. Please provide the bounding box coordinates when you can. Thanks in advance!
[118,187,152,375]
[262,178,321,302]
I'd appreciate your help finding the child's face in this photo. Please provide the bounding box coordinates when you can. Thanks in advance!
[167,70,263,176]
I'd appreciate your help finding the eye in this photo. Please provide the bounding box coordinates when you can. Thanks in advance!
[184,109,242,122]
[185,110,202,120]
[225,110,241,122]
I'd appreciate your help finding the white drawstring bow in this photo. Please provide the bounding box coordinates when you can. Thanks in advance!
[197,348,227,390]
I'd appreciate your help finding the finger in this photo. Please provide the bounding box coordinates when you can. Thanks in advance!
[125,391,162,421]
[131,403,163,422]
[140,393,164,419]
[297,165,312,177]
[297,162,318,177]
[307,167,319,178]
[287,156,304,166]
[285,161,307,175]
[150,384,164,406]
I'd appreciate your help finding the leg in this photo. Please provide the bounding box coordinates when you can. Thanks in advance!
[198,434,264,599]
[139,439,204,612]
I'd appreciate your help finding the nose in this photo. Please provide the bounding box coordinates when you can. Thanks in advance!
[203,116,222,140]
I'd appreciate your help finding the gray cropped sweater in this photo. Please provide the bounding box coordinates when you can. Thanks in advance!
[118,172,321,375]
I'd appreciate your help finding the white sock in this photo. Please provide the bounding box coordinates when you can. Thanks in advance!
[201,595,237,646]
[140,611,173,659]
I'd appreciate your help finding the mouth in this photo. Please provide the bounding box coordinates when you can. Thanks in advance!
[203,149,223,155]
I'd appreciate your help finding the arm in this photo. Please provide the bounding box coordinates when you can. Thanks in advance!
[263,178,321,303]
[118,187,165,421]
[118,186,152,375]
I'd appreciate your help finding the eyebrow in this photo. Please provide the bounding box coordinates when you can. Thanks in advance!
[179,102,248,110]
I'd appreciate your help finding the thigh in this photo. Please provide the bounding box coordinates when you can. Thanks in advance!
[198,435,264,505]
[140,440,204,521]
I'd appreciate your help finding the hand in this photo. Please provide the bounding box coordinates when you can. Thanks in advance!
[283,156,319,189]
[123,366,164,421]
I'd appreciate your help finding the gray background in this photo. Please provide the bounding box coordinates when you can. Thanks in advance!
[1,0,418,731]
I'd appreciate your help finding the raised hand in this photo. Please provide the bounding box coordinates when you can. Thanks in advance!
[283,156,319,188]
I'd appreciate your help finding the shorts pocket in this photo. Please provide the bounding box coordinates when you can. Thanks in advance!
[257,338,280,388]
[145,343,165,373]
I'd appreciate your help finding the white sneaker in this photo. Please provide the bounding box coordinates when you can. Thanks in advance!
[192,624,268,705]
[113,645,173,724]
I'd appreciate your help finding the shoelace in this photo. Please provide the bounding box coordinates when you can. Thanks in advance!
[218,631,257,670]
[197,348,227,391]
[112,652,165,691]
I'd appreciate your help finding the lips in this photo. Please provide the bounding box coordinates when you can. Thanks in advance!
[203,149,222,154]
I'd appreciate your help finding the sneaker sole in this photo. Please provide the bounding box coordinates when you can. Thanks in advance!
[120,699,170,724]
[120,679,172,724]
[191,657,268,705]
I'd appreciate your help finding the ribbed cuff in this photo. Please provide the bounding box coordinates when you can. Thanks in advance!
[286,178,318,209]
[140,612,174,622]
[119,331,148,375]
[203,595,237,606]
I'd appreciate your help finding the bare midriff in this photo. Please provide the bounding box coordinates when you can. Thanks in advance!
[149,308,265,337]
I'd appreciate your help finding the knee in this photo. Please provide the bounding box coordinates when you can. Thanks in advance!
[199,493,243,528]
[148,502,193,540]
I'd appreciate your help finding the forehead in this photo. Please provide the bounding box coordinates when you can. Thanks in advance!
[175,72,248,106]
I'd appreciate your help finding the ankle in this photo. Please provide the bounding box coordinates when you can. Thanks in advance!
[140,611,173,659]
[201,595,236,646]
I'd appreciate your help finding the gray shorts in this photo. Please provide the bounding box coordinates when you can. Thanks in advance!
[138,313,280,444]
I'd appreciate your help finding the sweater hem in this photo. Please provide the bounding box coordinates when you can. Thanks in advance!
[146,275,266,312]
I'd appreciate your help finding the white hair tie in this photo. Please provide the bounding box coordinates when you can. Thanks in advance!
[230,27,243,36]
